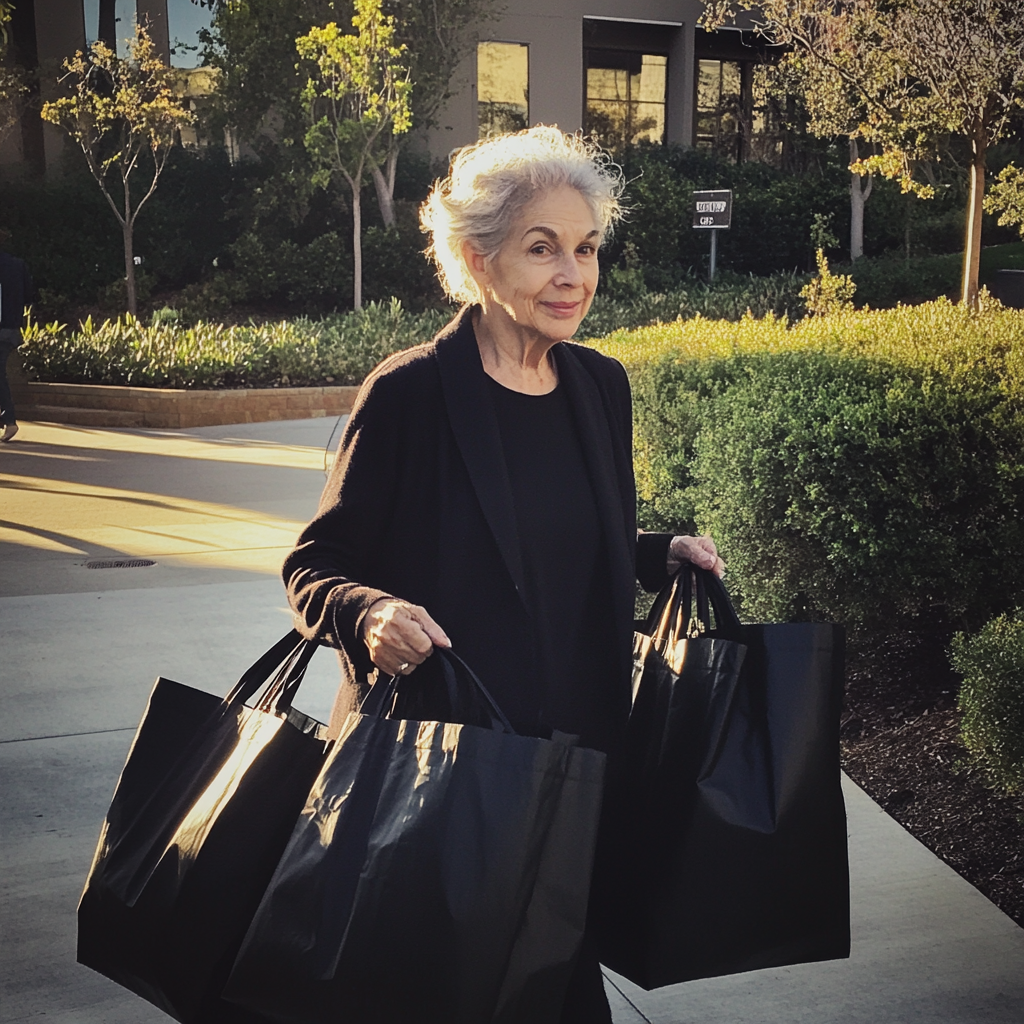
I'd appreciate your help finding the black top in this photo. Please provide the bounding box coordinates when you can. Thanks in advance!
[283,307,675,748]
[0,252,33,331]
[488,376,618,749]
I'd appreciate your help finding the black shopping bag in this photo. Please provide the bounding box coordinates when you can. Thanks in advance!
[222,648,607,1024]
[78,630,331,1023]
[594,569,849,989]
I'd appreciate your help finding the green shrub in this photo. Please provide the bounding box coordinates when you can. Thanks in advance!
[594,298,1024,630]
[582,270,809,338]
[608,144,850,279]
[0,149,243,313]
[951,611,1024,795]
[315,301,452,383]
[19,300,453,388]
[848,251,961,307]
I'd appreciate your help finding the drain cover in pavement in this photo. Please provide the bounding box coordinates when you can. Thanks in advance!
[85,558,157,569]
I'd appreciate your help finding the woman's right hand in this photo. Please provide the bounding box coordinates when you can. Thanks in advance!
[360,597,451,677]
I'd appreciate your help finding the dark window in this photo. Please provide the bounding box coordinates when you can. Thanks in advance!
[693,27,787,164]
[583,18,672,154]
[695,58,742,159]
[585,49,667,152]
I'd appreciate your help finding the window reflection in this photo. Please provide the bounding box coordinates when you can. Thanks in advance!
[585,52,666,153]
[477,41,529,139]
[696,59,742,160]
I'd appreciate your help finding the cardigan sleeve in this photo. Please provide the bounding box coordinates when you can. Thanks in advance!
[282,367,404,670]
[636,531,673,592]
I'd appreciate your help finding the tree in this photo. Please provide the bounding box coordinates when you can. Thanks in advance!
[201,0,498,228]
[705,0,1024,306]
[371,0,501,227]
[985,163,1024,239]
[41,24,194,314]
[768,46,875,260]
[296,0,412,309]
[0,0,28,147]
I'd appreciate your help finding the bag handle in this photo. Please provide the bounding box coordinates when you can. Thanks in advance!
[697,569,743,638]
[259,639,320,714]
[641,567,743,643]
[220,629,320,715]
[222,630,308,707]
[358,647,516,734]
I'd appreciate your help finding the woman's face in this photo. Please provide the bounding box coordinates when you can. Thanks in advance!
[471,186,601,342]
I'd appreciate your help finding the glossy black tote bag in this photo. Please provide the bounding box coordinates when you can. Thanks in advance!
[223,648,607,1024]
[77,630,331,1023]
[594,569,849,990]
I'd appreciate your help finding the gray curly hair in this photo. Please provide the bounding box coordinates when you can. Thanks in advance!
[420,126,623,304]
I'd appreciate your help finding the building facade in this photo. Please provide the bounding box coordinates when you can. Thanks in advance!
[2,0,774,173]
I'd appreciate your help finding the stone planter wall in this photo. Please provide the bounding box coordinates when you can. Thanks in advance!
[10,357,360,429]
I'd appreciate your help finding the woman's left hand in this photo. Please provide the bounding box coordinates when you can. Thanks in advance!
[667,534,726,578]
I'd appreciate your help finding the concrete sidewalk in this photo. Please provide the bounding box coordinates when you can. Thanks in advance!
[2,418,1023,1024]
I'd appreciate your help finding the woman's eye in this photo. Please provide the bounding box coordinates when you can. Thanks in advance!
[530,244,549,255]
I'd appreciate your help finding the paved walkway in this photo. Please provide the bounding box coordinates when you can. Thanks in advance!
[2,418,1023,1023]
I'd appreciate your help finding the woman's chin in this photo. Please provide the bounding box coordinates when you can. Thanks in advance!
[537,311,587,340]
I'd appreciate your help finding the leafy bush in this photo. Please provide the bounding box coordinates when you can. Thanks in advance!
[951,611,1024,795]
[847,251,962,307]
[0,149,244,314]
[607,144,850,281]
[19,300,452,388]
[594,297,1024,631]
[581,269,810,337]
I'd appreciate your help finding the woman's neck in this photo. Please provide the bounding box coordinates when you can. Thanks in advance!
[473,305,559,395]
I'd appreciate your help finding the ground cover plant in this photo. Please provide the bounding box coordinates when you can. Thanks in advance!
[951,610,1024,795]
[18,300,452,388]
[20,242,1024,393]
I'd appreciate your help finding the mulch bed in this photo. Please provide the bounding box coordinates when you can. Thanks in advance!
[840,628,1024,927]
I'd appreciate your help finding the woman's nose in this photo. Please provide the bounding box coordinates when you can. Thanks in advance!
[553,252,584,287]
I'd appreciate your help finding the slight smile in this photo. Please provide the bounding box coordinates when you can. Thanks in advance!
[541,301,583,317]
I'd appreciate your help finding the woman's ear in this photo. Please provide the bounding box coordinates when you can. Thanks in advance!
[462,240,490,290]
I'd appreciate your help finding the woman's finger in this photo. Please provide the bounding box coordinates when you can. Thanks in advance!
[699,534,718,558]
[362,599,449,676]
[407,605,452,648]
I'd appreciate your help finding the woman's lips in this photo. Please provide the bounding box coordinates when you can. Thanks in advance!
[543,301,582,317]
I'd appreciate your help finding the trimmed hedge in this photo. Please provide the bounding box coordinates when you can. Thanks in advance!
[19,301,452,388]
[951,611,1024,795]
[595,297,1024,631]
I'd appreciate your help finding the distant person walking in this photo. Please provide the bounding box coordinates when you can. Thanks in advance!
[0,239,32,443]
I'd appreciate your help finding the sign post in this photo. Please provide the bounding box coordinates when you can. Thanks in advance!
[693,189,733,282]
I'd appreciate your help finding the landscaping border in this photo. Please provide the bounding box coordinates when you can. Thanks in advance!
[10,360,360,429]
[15,380,360,429]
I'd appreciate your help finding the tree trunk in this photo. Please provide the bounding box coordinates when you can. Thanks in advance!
[123,221,137,316]
[849,138,872,262]
[98,0,116,49]
[370,147,399,230]
[351,178,363,310]
[123,173,136,316]
[961,128,987,307]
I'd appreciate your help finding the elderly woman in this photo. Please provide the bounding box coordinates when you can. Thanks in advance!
[283,126,724,1022]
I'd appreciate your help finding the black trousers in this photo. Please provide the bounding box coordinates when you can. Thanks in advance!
[560,933,612,1023]
[0,331,19,426]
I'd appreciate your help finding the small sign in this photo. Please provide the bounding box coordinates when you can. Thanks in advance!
[693,189,733,229]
